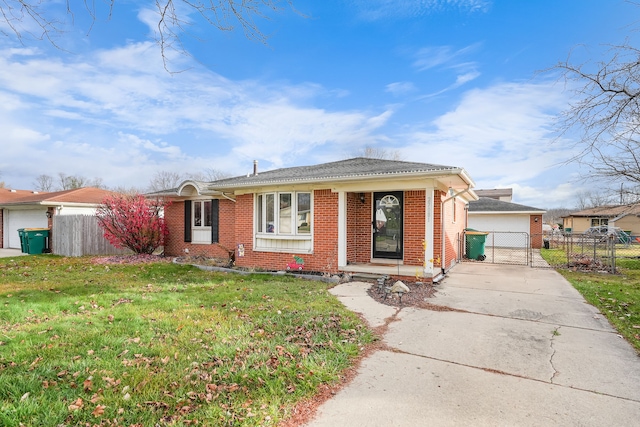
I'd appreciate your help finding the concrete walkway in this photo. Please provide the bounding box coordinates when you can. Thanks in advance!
[0,248,25,258]
[305,263,640,426]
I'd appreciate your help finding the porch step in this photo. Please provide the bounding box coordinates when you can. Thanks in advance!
[349,272,385,282]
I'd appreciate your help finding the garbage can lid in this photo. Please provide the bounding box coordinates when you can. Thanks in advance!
[466,231,489,235]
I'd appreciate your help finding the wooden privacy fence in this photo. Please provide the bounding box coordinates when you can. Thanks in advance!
[52,215,130,257]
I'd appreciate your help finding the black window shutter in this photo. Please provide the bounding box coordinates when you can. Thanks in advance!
[184,201,192,242]
[211,199,219,243]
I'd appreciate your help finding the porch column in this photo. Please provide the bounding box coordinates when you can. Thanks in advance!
[424,189,435,277]
[337,191,347,268]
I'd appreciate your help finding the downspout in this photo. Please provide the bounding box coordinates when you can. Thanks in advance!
[435,187,471,281]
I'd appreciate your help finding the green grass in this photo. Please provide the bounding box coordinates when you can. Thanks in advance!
[0,255,374,426]
[540,248,568,266]
[540,251,640,353]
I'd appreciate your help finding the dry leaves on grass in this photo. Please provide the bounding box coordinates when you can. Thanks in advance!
[92,254,171,265]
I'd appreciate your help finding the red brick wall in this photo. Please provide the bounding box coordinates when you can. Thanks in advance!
[346,192,372,264]
[530,214,543,249]
[234,190,341,274]
[163,189,451,277]
[163,199,236,259]
[403,190,426,267]
[345,191,426,267]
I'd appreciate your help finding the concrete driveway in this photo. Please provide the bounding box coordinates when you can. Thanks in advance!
[304,263,640,426]
[0,248,25,258]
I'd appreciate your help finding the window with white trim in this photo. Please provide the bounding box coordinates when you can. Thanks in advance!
[193,200,212,228]
[256,192,311,235]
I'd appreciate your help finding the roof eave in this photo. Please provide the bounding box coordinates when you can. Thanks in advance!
[469,210,546,215]
[210,168,471,191]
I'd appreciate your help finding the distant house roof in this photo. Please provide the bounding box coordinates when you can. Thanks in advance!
[205,157,474,189]
[0,188,49,203]
[564,204,640,219]
[0,187,115,207]
[474,188,513,200]
[468,197,545,213]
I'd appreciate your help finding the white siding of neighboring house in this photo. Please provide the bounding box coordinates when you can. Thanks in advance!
[58,207,97,216]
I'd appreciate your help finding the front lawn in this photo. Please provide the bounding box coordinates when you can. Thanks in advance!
[0,256,374,426]
[541,249,640,353]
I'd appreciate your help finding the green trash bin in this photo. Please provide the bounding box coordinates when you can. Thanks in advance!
[17,228,27,253]
[24,228,49,254]
[465,230,488,261]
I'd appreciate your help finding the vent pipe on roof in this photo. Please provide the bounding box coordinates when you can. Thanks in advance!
[253,160,258,176]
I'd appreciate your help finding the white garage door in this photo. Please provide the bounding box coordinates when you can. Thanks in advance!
[468,214,530,233]
[468,214,530,248]
[5,209,48,249]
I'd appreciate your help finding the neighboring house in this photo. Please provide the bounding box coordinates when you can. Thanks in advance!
[154,158,478,282]
[468,197,545,248]
[474,188,513,202]
[562,204,640,235]
[0,187,115,250]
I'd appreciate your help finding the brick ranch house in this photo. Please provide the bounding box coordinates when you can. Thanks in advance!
[154,158,478,282]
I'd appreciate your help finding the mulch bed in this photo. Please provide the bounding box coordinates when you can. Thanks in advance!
[366,279,437,308]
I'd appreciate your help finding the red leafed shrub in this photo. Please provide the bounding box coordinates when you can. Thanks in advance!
[96,194,170,255]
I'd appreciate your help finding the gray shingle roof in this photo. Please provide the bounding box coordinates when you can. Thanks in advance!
[468,197,544,213]
[207,157,462,189]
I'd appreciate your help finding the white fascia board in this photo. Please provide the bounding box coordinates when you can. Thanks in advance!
[469,211,545,215]
[212,169,470,192]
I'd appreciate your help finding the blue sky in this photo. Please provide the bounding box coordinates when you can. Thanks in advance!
[0,0,637,208]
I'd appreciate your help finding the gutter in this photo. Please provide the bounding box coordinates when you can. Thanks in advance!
[221,192,236,203]
[209,168,468,191]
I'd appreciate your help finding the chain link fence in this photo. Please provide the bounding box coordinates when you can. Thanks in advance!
[459,230,639,271]
[542,231,640,273]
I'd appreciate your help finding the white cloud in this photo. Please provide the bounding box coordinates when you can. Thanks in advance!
[0,42,391,189]
[386,81,417,96]
[454,71,480,86]
[413,44,480,72]
[351,0,491,21]
[399,79,579,207]
[507,182,576,209]
[410,44,481,96]
[118,133,185,159]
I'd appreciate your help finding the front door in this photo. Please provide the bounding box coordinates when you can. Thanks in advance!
[373,192,403,259]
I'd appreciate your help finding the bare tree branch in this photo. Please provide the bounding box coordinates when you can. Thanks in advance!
[0,0,295,70]
[350,146,403,161]
[554,41,640,186]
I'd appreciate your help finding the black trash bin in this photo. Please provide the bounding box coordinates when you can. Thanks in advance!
[543,239,550,249]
